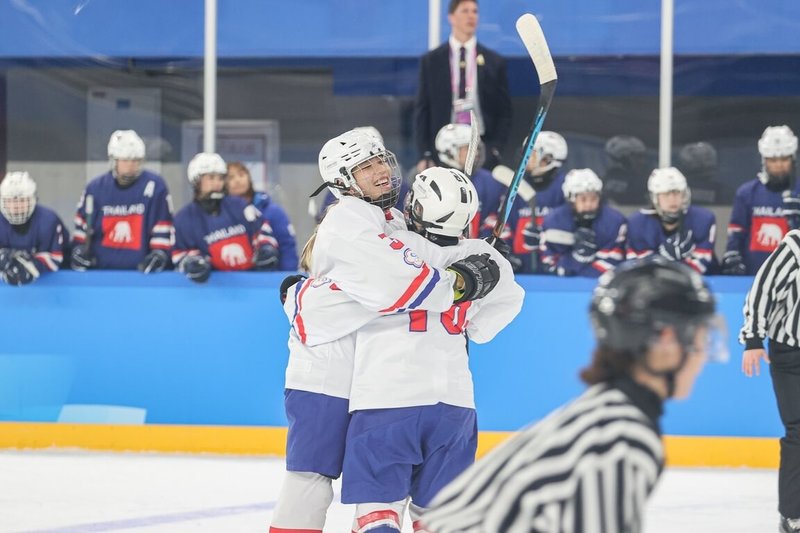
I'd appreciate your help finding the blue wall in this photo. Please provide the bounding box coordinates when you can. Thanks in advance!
[0,272,782,438]
[1,1,799,58]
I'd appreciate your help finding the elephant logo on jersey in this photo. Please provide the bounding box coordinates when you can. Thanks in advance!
[101,214,143,250]
[221,243,247,267]
[403,248,424,268]
[208,234,253,270]
[751,217,787,252]
[109,221,133,243]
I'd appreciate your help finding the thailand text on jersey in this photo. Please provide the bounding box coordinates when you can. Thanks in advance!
[73,171,173,269]
[423,379,665,533]
[172,195,277,270]
[727,178,800,275]
[540,203,627,277]
[0,205,67,272]
[626,205,716,274]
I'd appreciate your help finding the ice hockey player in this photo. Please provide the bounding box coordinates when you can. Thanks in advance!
[626,167,717,274]
[433,123,493,237]
[269,129,501,532]
[340,166,523,531]
[71,130,173,273]
[172,152,279,283]
[722,125,799,275]
[0,171,68,285]
[540,168,627,277]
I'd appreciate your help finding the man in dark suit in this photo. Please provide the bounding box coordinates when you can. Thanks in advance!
[414,0,512,173]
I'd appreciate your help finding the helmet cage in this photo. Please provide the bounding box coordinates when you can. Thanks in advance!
[0,172,37,225]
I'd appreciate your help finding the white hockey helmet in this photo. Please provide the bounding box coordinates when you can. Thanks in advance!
[406,167,478,238]
[317,128,402,209]
[532,131,568,173]
[353,126,384,145]
[108,130,145,160]
[562,168,603,201]
[648,167,690,224]
[758,125,798,159]
[0,171,37,225]
[435,124,472,171]
[188,152,227,186]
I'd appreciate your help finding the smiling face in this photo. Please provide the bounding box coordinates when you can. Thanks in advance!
[351,155,393,200]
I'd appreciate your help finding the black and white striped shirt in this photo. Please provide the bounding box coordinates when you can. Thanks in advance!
[741,229,800,350]
[423,378,664,533]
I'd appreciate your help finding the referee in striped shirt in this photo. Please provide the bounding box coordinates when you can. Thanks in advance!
[741,229,800,533]
[423,259,725,532]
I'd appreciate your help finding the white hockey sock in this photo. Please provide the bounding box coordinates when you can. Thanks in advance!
[270,471,333,532]
[351,501,407,532]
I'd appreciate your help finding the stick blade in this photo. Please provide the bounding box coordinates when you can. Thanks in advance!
[516,13,557,84]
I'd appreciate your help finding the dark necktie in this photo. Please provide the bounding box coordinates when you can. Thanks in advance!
[458,46,467,100]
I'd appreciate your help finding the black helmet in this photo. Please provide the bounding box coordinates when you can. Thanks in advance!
[604,135,646,162]
[590,258,716,355]
[677,142,718,179]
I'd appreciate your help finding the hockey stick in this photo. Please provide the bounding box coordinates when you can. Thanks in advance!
[84,193,95,249]
[463,110,480,176]
[491,13,557,241]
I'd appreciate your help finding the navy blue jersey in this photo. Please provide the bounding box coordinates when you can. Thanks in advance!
[478,171,566,273]
[253,192,298,271]
[726,178,800,275]
[541,203,627,277]
[73,171,173,269]
[626,206,717,274]
[172,195,278,271]
[0,205,68,272]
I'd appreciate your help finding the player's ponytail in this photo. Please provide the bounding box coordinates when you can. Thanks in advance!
[299,227,317,274]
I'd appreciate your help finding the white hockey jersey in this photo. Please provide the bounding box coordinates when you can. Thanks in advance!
[311,196,458,314]
[284,230,524,409]
[284,197,459,398]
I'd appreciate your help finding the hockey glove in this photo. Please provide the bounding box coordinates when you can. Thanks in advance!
[138,249,169,274]
[180,255,211,283]
[0,248,15,271]
[783,192,800,231]
[279,274,308,304]
[2,251,40,286]
[447,253,500,303]
[658,229,694,261]
[571,227,598,263]
[70,244,94,271]
[253,244,280,271]
[522,220,541,252]
[720,250,746,276]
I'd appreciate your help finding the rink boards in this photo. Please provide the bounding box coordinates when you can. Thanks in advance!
[0,272,782,467]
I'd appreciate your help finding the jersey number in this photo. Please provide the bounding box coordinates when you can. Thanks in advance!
[408,302,472,335]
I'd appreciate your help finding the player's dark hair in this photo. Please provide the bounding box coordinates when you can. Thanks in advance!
[579,347,637,385]
[448,0,477,14]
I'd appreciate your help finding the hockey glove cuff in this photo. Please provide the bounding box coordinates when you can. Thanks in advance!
[138,249,170,274]
[253,244,280,271]
[447,253,500,303]
[70,244,94,271]
[180,255,211,283]
[279,274,308,304]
